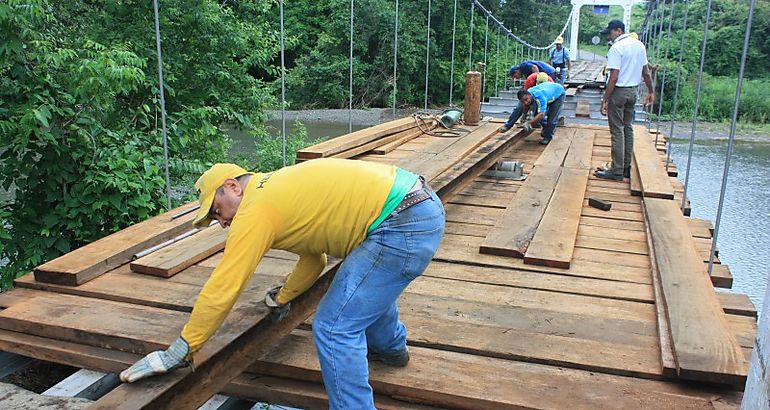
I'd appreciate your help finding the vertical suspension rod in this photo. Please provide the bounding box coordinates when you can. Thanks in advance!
[153,0,172,208]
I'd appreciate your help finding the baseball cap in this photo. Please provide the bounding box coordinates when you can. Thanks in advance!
[600,20,625,35]
[192,163,249,228]
[509,65,520,77]
[555,36,564,44]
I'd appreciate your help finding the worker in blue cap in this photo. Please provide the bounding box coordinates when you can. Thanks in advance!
[509,60,557,82]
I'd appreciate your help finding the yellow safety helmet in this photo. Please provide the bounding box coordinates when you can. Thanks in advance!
[630,32,639,40]
[555,36,564,44]
[536,72,550,84]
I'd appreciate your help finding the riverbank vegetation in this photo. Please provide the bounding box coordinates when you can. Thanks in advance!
[1,0,768,286]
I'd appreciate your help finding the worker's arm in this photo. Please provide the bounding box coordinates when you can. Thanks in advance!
[601,69,619,116]
[642,64,655,108]
[120,206,278,383]
[527,95,548,129]
[566,50,571,70]
[275,253,328,305]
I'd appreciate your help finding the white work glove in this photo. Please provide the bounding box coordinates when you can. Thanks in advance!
[265,285,291,322]
[564,69,569,80]
[120,336,190,383]
[522,122,533,133]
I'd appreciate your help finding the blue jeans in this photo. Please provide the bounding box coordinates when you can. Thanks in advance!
[542,94,564,141]
[312,189,445,410]
[504,102,543,129]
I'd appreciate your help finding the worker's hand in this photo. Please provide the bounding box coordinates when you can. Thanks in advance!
[265,285,291,322]
[644,92,655,109]
[564,69,569,80]
[522,122,533,133]
[120,337,190,383]
[601,100,608,116]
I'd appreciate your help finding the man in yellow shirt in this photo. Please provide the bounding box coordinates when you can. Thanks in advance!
[119,158,446,410]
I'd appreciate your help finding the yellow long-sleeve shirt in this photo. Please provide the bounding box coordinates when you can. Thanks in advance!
[181,158,412,352]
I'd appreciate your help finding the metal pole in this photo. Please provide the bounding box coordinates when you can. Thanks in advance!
[469,0,474,70]
[654,0,676,144]
[424,0,431,110]
[664,0,690,171]
[482,14,489,101]
[682,0,712,211]
[449,0,458,105]
[348,0,354,133]
[279,0,287,166]
[495,26,500,97]
[392,0,399,118]
[709,0,756,274]
[654,0,667,64]
[152,0,171,209]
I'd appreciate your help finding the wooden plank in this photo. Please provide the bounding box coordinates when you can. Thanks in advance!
[251,330,741,410]
[644,198,747,384]
[334,127,426,159]
[33,202,198,286]
[130,226,228,278]
[565,87,578,96]
[370,129,425,155]
[479,131,574,258]
[710,264,734,289]
[524,168,589,268]
[407,122,498,181]
[630,156,642,196]
[633,126,674,199]
[717,292,757,318]
[296,116,415,159]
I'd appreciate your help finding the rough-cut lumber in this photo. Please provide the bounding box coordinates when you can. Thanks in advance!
[565,87,578,96]
[644,198,747,384]
[33,202,198,286]
[370,128,425,155]
[479,130,574,258]
[633,126,674,199]
[630,156,642,196]
[297,117,415,159]
[332,127,426,159]
[524,168,589,268]
[407,122,498,181]
[717,292,757,318]
[710,264,734,289]
[130,226,228,278]
[250,330,742,410]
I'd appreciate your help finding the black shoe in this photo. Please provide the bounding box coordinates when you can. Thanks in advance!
[594,169,623,180]
[623,167,631,179]
[538,138,552,145]
[368,348,409,367]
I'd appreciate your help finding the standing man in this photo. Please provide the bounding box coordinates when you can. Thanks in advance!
[119,158,446,410]
[516,81,566,145]
[509,60,558,82]
[498,72,553,133]
[548,36,571,85]
[595,20,655,180]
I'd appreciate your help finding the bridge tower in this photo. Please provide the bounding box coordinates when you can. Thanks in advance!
[569,0,641,58]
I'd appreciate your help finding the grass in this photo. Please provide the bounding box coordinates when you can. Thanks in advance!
[577,43,610,58]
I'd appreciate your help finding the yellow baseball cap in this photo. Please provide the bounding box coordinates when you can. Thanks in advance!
[192,163,249,228]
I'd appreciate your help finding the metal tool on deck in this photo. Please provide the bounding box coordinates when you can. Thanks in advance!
[483,160,527,180]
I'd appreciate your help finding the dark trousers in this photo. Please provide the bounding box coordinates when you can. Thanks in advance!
[542,94,564,140]
[607,87,637,175]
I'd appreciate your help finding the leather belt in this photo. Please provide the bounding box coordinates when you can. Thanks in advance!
[393,177,433,214]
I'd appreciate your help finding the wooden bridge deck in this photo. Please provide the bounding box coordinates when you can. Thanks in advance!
[0,118,756,408]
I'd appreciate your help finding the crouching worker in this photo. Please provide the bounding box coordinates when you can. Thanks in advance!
[498,72,553,133]
[119,158,446,410]
[517,81,566,145]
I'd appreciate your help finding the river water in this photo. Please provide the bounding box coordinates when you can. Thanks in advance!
[670,139,770,312]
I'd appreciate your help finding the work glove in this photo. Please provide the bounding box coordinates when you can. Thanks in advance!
[265,285,291,322]
[120,336,190,383]
[564,69,569,80]
[522,122,533,133]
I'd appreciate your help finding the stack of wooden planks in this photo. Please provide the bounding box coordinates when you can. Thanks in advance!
[0,119,754,409]
[480,128,595,269]
[296,116,432,161]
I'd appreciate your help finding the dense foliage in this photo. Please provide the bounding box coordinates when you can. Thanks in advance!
[0,0,281,287]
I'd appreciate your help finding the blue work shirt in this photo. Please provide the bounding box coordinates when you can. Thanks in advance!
[549,47,571,65]
[528,82,565,113]
[518,60,556,77]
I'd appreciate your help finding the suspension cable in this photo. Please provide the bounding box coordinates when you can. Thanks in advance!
[709,0,757,274]
[471,0,574,51]
[279,0,287,166]
[468,0,474,70]
[424,0,431,110]
[664,0,690,171]
[152,0,171,209]
[495,26,500,97]
[682,0,713,211]
[348,0,354,133]
[449,0,458,105]
[482,14,489,101]
[654,0,676,145]
[392,0,399,118]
